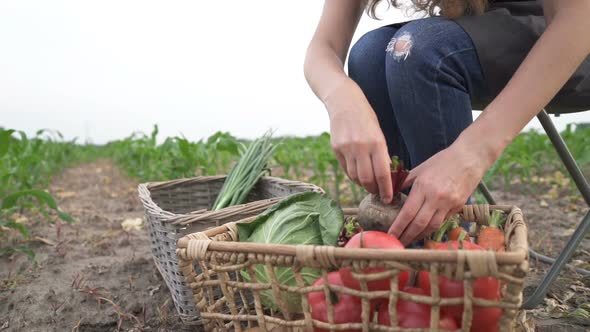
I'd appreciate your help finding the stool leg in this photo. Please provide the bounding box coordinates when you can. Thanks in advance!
[477,182,497,205]
[522,110,590,309]
[522,211,590,309]
[537,110,590,205]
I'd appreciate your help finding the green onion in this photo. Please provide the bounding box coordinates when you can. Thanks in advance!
[211,131,276,211]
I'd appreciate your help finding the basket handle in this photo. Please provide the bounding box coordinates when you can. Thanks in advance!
[461,204,515,225]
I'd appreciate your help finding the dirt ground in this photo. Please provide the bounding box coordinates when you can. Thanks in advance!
[0,160,589,331]
[0,160,189,332]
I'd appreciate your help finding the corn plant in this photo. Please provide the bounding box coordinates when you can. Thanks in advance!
[0,128,79,259]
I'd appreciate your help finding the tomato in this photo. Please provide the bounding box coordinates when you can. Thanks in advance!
[418,241,502,331]
[339,231,409,293]
[308,271,364,332]
[377,287,458,330]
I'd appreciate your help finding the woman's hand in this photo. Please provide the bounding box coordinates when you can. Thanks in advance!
[387,140,490,245]
[325,78,394,204]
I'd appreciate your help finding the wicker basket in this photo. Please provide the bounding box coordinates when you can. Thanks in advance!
[138,175,324,324]
[176,204,529,332]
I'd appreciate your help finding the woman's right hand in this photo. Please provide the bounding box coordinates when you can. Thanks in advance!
[324,77,393,204]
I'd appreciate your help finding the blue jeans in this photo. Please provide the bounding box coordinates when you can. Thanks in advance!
[348,17,486,170]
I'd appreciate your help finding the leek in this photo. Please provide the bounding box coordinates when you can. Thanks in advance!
[211,131,276,211]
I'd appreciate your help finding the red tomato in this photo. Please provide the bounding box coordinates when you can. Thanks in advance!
[418,241,502,331]
[377,287,458,330]
[308,271,364,332]
[339,231,409,293]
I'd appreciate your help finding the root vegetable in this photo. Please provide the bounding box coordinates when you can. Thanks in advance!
[377,287,459,330]
[477,210,506,251]
[448,218,471,242]
[339,231,409,293]
[424,218,455,249]
[357,156,409,232]
[418,240,502,331]
[357,193,406,233]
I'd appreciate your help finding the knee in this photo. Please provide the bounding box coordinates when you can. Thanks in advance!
[385,17,460,67]
[385,31,414,62]
[348,26,395,79]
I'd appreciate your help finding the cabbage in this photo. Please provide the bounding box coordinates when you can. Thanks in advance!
[236,191,344,312]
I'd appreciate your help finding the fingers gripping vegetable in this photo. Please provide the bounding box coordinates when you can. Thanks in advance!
[357,156,409,233]
[339,231,409,292]
[418,241,502,331]
[308,272,363,332]
[377,287,458,330]
[477,210,506,251]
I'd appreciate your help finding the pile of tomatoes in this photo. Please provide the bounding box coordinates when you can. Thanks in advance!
[307,231,502,332]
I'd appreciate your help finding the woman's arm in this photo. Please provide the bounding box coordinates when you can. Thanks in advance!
[464,0,590,163]
[304,0,363,101]
[390,0,590,244]
[305,0,395,203]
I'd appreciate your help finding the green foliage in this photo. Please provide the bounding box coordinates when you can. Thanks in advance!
[105,123,590,204]
[485,124,590,190]
[0,128,85,258]
[236,192,344,311]
[104,125,241,181]
[2,122,589,259]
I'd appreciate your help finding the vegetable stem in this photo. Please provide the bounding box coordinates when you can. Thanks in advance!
[212,131,276,211]
[457,231,467,242]
[431,218,454,242]
[488,210,506,229]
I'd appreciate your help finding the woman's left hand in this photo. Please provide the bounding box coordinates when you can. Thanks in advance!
[387,142,490,245]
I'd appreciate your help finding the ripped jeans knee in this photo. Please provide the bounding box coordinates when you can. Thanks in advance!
[386,32,413,62]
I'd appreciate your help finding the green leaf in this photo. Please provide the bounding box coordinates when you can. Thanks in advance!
[57,210,75,223]
[150,124,159,145]
[237,191,343,246]
[236,191,344,312]
[0,220,31,237]
[0,129,15,158]
[0,245,35,260]
[176,138,192,159]
[1,190,74,223]
[1,189,58,210]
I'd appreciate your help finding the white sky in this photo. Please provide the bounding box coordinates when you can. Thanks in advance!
[0,1,588,144]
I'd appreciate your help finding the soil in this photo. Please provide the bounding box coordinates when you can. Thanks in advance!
[0,160,189,332]
[0,160,588,331]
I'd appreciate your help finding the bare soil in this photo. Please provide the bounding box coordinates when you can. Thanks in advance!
[1,160,189,331]
[0,160,588,331]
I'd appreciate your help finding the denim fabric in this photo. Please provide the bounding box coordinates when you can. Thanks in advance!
[347,17,486,170]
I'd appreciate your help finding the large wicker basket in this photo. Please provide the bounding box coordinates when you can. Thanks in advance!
[176,204,529,331]
[138,175,324,324]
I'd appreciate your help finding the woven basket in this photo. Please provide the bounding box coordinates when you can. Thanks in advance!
[138,175,324,325]
[176,204,529,332]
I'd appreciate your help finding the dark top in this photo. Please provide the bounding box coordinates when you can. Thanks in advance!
[455,0,590,111]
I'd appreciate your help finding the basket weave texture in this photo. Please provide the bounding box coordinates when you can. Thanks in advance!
[138,175,324,324]
[176,204,529,332]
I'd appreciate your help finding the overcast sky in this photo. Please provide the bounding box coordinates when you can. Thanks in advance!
[1,1,588,144]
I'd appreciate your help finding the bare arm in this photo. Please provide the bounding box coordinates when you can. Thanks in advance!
[392,0,590,244]
[304,0,364,102]
[461,0,590,165]
[304,0,395,203]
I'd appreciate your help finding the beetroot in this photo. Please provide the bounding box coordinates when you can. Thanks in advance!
[357,156,409,232]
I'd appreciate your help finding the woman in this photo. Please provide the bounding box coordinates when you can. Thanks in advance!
[304,0,590,245]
